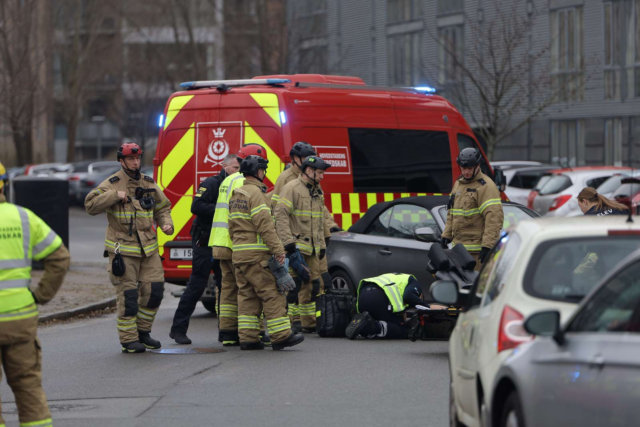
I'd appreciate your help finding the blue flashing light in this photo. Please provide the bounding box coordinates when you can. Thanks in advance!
[280,111,287,124]
[414,86,437,93]
[158,115,164,128]
[267,79,292,84]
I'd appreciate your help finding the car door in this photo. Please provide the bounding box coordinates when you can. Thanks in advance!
[374,204,437,290]
[529,260,640,427]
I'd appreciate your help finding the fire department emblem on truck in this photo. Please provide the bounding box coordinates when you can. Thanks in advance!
[205,128,229,166]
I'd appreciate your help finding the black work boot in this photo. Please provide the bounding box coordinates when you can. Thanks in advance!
[240,341,265,351]
[169,331,192,345]
[260,331,272,347]
[291,321,302,334]
[121,341,146,353]
[219,330,240,347]
[302,326,316,333]
[272,333,304,351]
[346,312,374,340]
[138,331,161,349]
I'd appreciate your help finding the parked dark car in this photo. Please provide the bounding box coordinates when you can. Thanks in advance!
[327,196,539,296]
[77,166,121,202]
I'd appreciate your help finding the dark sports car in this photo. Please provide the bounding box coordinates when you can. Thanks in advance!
[327,196,539,295]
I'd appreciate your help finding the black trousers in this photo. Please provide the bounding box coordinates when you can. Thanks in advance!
[358,285,407,339]
[170,239,221,335]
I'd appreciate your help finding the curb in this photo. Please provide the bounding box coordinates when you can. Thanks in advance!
[38,297,116,323]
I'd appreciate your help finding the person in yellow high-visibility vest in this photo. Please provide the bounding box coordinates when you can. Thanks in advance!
[0,161,71,427]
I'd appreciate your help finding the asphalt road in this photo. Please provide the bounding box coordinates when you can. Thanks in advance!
[2,207,452,426]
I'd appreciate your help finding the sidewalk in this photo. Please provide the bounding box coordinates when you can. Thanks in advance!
[32,263,113,315]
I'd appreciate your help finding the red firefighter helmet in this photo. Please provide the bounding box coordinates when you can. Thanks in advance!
[117,143,143,160]
[237,143,267,160]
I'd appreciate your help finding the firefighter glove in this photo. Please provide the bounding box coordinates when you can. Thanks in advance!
[480,247,491,263]
[284,242,297,254]
[268,256,296,294]
[287,249,311,283]
[310,279,322,302]
[325,237,331,247]
[441,238,451,249]
[329,227,343,233]
[319,248,326,260]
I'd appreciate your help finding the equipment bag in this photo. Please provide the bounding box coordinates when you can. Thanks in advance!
[316,289,356,337]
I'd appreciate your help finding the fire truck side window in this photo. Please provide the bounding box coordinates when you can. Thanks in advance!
[349,129,453,193]
[457,134,492,178]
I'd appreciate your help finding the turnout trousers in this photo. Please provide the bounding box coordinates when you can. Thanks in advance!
[358,285,407,339]
[235,255,292,345]
[0,316,52,427]
[108,253,165,344]
[171,240,221,336]
[218,259,239,343]
[290,253,321,329]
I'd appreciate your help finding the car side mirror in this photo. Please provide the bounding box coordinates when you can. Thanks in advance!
[414,227,439,243]
[524,310,564,346]
[494,168,506,192]
[430,280,459,305]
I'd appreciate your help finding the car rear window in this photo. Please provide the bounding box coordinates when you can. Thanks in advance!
[537,174,572,195]
[349,128,453,193]
[596,175,627,195]
[524,237,640,303]
[613,183,640,198]
[509,171,547,189]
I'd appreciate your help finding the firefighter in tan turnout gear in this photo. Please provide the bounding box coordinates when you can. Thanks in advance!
[0,161,70,427]
[275,156,332,332]
[228,155,304,351]
[441,148,504,269]
[85,143,174,353]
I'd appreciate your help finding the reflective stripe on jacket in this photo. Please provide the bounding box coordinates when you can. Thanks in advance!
[0,200,62,319]
[274,175,330,256]
[270,166,299,211]
[441,172,504,252]
[208,172,245,251]
[357,273,416,313]
[84,169,173,258]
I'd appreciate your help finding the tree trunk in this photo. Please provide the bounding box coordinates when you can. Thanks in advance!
[66,114,78,163]
[11,120,32,166]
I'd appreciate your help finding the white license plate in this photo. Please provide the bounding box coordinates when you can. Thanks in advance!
[170,248,193,260]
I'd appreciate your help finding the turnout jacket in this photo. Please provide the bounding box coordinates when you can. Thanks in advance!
[275,174,330,256]
[270,164,300,210]
[441,172,504,252]
[85,169,173,257]
[228,178,285,265]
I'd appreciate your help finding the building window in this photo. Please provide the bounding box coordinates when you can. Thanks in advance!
[388,32,423,86]
[438,25,464,107]
[604,1,638,100]
[550,8,584,102]
[296,0,327,40]
[437,0,464,16]
[388,0,422,23]
[299,46,328,74]
[551,120,585,167]
[605,118,623,166]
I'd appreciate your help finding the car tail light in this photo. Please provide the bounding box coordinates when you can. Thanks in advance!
[527,191,538,209]
[69,175,80,181]
[549,195,572,211]
[86,180,95,187]
[498,305,532,353]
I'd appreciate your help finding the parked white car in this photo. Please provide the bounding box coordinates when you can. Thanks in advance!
[533,167,631,217]
[430,216,640,427]
[503,165,558,206]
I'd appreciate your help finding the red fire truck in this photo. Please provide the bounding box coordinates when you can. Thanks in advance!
[154,74,500,285]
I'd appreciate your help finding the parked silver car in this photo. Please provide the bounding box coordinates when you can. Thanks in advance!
[69,161,120,202]
[490,246,640,427]
[327,196,539,296]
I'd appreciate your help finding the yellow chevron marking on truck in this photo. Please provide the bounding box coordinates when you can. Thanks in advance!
[249,93,281,127]
[158,185,194,256]
[160,124,195,189]
[244,121,284,182]
[164,95,194,130]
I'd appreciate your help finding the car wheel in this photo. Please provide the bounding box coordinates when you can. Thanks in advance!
[201,300,217,315]
[450,380,463,427]
[330,269,356,295]
[499,392,525,427]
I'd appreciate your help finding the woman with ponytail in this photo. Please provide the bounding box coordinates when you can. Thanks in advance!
[577,187,629,216]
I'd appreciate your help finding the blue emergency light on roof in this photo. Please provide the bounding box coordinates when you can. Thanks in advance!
[158,114,164,128]
[280,111,287,124]
[414,86,437,93]
[180,79,291,90]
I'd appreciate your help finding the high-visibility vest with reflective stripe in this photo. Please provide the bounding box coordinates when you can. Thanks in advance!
[0,202,62,316]
[208,173,245,249]
[357,273,416,313]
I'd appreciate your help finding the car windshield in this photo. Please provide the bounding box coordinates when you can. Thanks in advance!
[537,174,572,195]
[596,175,627,194]
[524,237,640,302]
[439,205,534,230]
